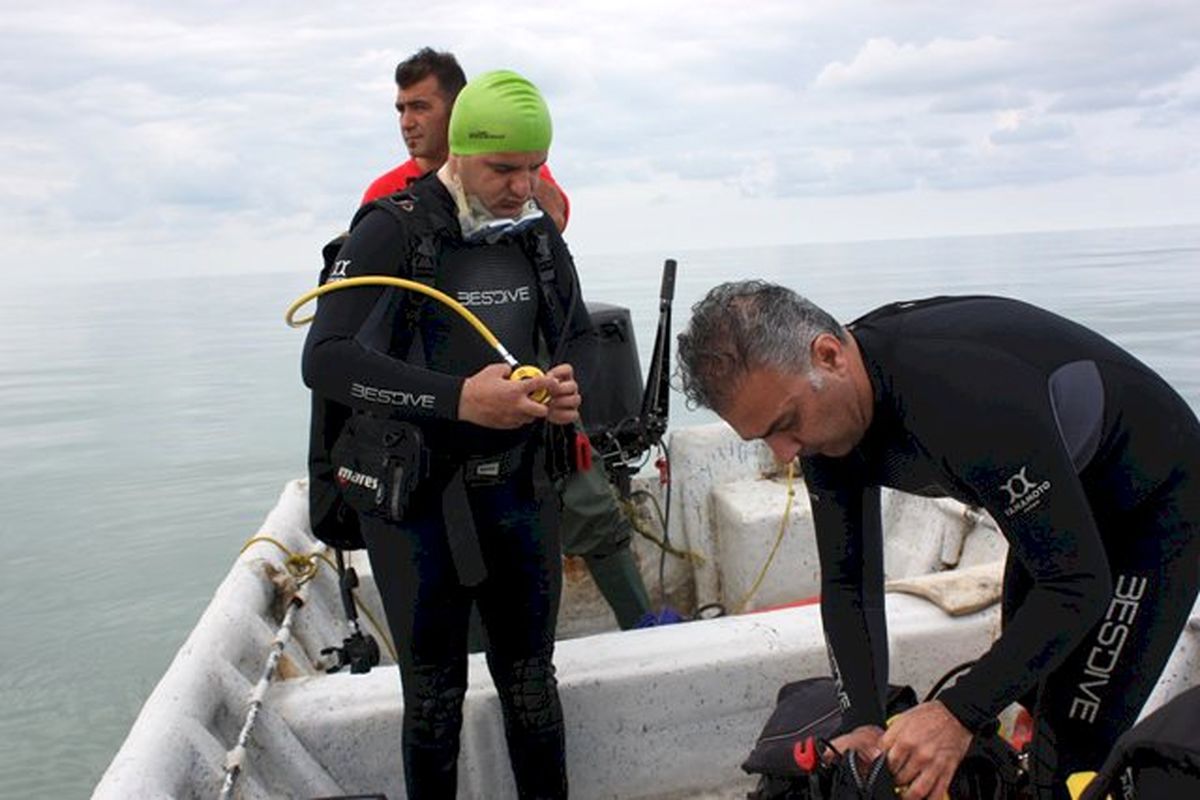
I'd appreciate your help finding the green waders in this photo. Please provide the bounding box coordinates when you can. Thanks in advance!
[559,454,652,629]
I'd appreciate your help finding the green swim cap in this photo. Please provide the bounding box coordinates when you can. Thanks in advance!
[449,70,552,156]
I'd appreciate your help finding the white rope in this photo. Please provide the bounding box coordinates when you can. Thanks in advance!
[218,584,308,800]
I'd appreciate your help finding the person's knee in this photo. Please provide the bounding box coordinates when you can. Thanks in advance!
[562,492,633,557]
[580,528,633,560]
[490,651,562,732]
[404,663,467,743]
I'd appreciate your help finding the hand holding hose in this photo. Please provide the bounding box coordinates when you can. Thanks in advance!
[459,364,557,429]
[459,363,581,429]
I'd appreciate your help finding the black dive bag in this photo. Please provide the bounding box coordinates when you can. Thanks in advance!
[329,414,427,521]
[1079,683,1200,800]
[744,670,1026,800]
[743,677,917,800]
[308,392,365,550]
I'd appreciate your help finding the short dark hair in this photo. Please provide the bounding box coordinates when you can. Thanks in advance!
[676,280,845,412]
[395,48,467,100]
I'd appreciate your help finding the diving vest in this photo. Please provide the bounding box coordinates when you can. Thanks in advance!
[306,181,575,551]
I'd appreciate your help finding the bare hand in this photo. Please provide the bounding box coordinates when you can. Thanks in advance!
[880,701,972,799]
[543,363,580,425]
[458,363,553,429]
[828,724,885,763]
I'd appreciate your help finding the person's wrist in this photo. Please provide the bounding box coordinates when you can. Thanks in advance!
[936,692,986,734]
[457,376,475,422]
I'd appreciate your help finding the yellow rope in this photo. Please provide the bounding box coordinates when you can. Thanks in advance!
[239,536,398,663]
[623,490,706,564]
[733,461,796,614]
[240,535,325,585]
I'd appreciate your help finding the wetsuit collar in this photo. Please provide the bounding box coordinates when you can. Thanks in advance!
[843,328,881,445]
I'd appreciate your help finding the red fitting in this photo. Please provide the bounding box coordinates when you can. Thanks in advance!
[1010,706,1034,753]
[574,430,593,472]
[793,737,818,773]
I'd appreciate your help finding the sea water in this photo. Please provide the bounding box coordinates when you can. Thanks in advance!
[1,224,1198,797]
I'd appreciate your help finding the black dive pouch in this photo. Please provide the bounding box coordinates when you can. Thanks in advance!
[330,413,428,522]
[744,677,917,800]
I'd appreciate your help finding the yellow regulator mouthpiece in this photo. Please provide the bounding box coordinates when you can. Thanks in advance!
[286,276,551,404]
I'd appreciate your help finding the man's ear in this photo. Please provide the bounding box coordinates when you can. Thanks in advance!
[810,332,845,373]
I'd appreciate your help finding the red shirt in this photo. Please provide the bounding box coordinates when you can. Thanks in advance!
[360,159,571,228]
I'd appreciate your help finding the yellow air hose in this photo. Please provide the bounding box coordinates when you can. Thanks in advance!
[286,276,549,402]
[733,461,796,613]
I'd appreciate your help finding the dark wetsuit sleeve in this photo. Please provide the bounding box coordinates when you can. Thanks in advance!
[928,353,1113,732]
[803,457,890,731]
[301,208,464,420]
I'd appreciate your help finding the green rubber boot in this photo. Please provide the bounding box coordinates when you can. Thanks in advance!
[584,547,652,630]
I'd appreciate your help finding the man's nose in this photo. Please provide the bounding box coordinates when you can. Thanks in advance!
[511,170,536,198]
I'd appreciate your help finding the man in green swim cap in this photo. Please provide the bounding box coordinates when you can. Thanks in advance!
[359,50,653,633]
[304,69,589,799]
[444,69,655,630]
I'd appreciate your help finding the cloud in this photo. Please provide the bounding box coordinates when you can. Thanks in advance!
[930,88,1034,114]
[1,0,1199,275]
[812,3,1200,117]
[922,141,1091,191]
[1048,86,1171,113]
[1139,91,1200,128]
[1024,2,1200,96]
[989,115,1075,146]
[814,35,1016,95]
[1134,65,1200,128]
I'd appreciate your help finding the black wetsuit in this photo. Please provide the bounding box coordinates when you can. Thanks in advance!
[802,296,1200,800]
[302,174,592,799]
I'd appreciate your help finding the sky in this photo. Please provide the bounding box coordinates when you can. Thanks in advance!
[3,0,1199,284]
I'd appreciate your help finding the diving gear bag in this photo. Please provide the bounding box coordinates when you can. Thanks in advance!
[744,671,1027,800]
[308,393,364,550]
[743,677,917,789]
[330,414,427,521]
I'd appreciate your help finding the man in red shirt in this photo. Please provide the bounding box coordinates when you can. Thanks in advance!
[362,48,569,232]
[358,48,651,630]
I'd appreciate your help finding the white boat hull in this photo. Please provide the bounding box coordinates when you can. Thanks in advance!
[94,423,1200,799]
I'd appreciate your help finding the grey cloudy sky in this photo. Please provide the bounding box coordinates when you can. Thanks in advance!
[3,0,1199,282]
